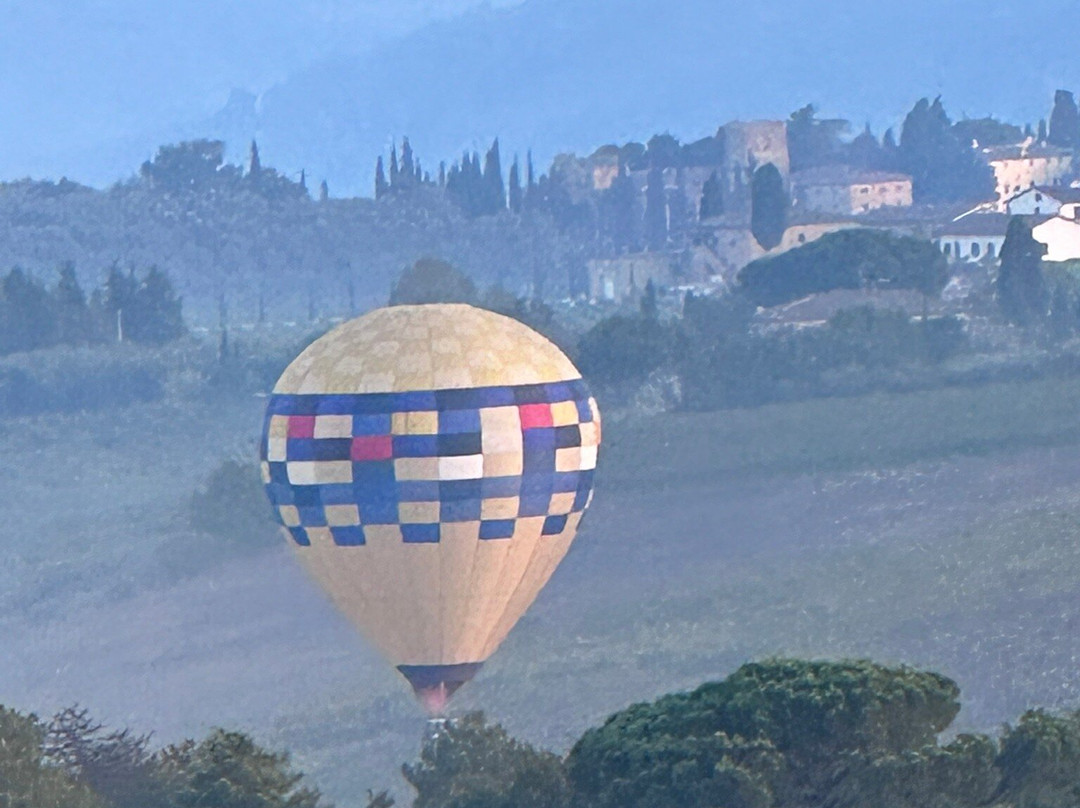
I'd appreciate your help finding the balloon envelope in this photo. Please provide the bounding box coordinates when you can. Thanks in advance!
[260,304,600,714]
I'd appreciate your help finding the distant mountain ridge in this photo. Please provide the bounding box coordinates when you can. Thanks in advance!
[228,0,1080,196]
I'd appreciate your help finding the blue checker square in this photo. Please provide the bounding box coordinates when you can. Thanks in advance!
[439,409,481,433]
[479,519,515,540]
[523,449,556,474]
[356,495,399,525]
[288,526,311,546]
[554,425,582,449]
[265,481,295,505]
[440,479,482,501]
[353,413,392,435]
[481,476,521,498]
[287,438,351,461]
[519,492,554,517]
[398,480,441,502]
[392,435,439,457]
[437,432,482,456]
[316,394,361,415]
[268,462,291,485]
[552,470,581,493]
[394,390,439,412]
[352,460,395,487]
[523,428,556,451]
[297,505,328,526]
[292,486,322,506]
[440,498,482,522]
[331,526,366,546]
[513,383,549,404]
[520,472,554,496]
[402,523,441,543]
[542,514,568,535]
[575,397,593,422]
[318,483,358,505]
[572,486,591,512]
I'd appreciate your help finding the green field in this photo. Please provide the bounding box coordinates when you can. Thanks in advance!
[4,366,1080,802]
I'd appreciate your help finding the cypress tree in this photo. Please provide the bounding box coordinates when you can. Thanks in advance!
[390,145,399,186]
[375,157,388,199]
[401,137,415,183]
[1048,90,1080,148]
[319,180,329,201]
[644,165,668,251]
[1037,118,1048,143]
[248,140,261,177]
[699,170,724,220]
[997,216,1049,325]
[508,155,523,214]
[750,163,788,250]
[483,138,505,214]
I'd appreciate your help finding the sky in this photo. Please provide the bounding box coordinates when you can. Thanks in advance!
[1,0,1078,192]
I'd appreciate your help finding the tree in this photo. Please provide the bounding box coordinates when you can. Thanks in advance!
[600,168,642,253]
[389,258,477,305]
[157,729,323,808]
[46,706,160,808]
[140,140,236,191]
[997,216,1049,325]
[576,313,672,388]
[899,97,995,202]
[952,117,1024,148]
[375,156,388,199]
[750,163,787,250]
[248,140,262,178]
[319,180,329,201]
[0,268,57,353]
[483,138,506,215]
[787,104,849,171]
[1038,118,1049,143]
[644,165,668,250]
[0,706,101,808]
[53,262,92,345]
[738,229,949,307]
[996,709,1080,807]
[699,170,724,220]
[848,124,884,170]
[126,267,184,345]
[403,713,569,808]
[568,659,962,808]
[1048,90,1080,149]
[508,156,523,214]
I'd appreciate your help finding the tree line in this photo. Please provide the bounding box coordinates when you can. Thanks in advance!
[6,658,1080,808]
[0,263,184,356]
[396,659,1080,808]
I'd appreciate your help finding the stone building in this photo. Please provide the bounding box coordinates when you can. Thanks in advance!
[978,142,1074,206]
[791,166,913,216]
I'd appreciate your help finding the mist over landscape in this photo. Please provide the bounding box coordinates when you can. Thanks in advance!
[4,3,1080,808]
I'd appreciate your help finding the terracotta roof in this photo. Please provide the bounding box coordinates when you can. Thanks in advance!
[1015,185,1080,204]
[979,143,1072,161]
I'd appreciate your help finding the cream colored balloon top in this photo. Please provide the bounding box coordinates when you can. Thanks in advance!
[273,304,581,395]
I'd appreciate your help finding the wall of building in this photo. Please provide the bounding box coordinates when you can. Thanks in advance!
[937,236,1003,262]
[1007,188,1064,216]
[1033,216,1080,262]
[992,155,1073,205]
[587,253,674,304]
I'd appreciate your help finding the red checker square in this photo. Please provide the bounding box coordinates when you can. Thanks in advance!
[519,403,553,430]
[351,435,393,461]
[288,415,316,438]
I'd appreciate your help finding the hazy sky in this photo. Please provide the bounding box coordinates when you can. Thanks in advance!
[0,0,521,176]
[1,0,1078,190]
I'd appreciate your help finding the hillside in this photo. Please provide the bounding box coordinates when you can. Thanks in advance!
[4,365,1080,801]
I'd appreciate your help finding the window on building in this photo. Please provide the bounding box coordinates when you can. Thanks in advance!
[944,242,952,256]
[797,233,806,243]
[1036,193,1043,202]
[954,241,961,256]
[972,242,981,258]
[987,242,996,258]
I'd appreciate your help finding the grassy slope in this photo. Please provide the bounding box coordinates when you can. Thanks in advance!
[4,375,1080,802]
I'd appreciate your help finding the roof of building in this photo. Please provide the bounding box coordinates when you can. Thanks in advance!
[978,143,1073,162]
[935,213,1053,237]
[1013,185,1080,204]
[792,165,912,187]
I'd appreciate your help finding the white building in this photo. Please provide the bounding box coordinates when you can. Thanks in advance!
[1032,215,1080,262]
[935,213,1012,262]
[978,142,1074,207]
[1006,185,1080,218]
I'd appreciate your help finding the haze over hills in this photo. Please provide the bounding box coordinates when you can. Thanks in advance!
[4,0,1078,193]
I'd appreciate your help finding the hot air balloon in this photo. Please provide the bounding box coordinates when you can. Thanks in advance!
[260,304,600,715]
